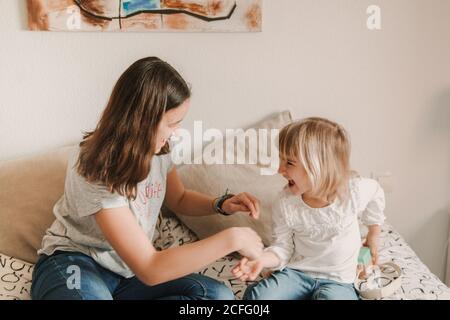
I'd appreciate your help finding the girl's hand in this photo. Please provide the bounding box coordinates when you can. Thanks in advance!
[230,227,263,260]
[222,192,260,219]
[364,225,381,265]
[363,234,379,265]
[232,257,264,282]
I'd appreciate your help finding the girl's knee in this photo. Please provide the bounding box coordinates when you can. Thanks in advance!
[207,282,235,300]
[31,254,114,300]
[32,278,113,300]
[184,274,234,300]
[313,284,359,300]
[243,280,276,300]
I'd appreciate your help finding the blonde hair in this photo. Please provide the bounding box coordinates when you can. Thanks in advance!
[279,117,353,204]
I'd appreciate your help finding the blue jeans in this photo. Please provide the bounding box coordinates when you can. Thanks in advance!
[31,251,235,300]
[244,267,359,300]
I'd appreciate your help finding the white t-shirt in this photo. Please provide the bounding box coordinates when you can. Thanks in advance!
[266,177,386,284]
[38,145,174,278]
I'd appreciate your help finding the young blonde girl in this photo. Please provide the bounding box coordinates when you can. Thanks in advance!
[31,57,263,300]
[232,117,385,300]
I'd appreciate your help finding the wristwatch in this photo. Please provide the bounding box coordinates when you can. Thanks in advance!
[213,189,235,216]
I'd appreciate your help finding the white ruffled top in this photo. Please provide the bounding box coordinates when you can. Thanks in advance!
[266,177,386,284]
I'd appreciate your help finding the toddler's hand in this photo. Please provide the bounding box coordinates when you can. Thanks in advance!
[232,257,263,282]
[363,235,379,265]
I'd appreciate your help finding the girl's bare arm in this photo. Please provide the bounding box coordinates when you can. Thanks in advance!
[95,207,261,286]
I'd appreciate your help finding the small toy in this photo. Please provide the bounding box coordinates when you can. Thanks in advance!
[357,246,372,279]
[355,263,402,299]
[358,246,372,265]
[354,247,403,299]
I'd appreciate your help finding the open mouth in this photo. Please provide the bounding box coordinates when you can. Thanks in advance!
[288,179,295,187]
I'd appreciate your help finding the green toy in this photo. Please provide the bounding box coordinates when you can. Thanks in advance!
[358,247,372,265]
[357,247,372,279]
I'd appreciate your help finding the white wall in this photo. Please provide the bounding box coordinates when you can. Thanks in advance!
[1,0,449,280]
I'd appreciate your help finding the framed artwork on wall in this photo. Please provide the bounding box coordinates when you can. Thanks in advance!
[27,0,262,32]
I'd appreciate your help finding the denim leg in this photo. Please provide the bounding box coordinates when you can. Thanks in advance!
[113,273,235,300]
[312,279,359,300]
[243,268,315,300]
[31,251,121,300]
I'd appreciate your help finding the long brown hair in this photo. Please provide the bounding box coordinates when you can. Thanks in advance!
[76,57,190,200]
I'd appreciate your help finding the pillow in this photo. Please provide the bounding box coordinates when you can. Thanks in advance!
[153,210,199,250]
[0,145,76,263]
[0,253,34,300]
[167,111,293,245]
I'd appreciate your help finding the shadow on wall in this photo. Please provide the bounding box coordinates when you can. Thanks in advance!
[410,209,450,281]
[432,89,450,237]
[432,88,450,225]
[440,89,450,284]
[432,89,450,187]
[410,88,450,281]
[430,89,450,142]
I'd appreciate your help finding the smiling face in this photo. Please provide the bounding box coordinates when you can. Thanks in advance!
[277,118,352,205]
[154,99,190,153]
[278,155,312,197]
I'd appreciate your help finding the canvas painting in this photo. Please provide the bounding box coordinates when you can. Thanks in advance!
[27,0,262,32]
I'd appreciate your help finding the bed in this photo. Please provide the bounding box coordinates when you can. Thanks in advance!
[1,211,449,300]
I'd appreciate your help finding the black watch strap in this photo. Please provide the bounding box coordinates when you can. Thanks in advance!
[215,189,234,215]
